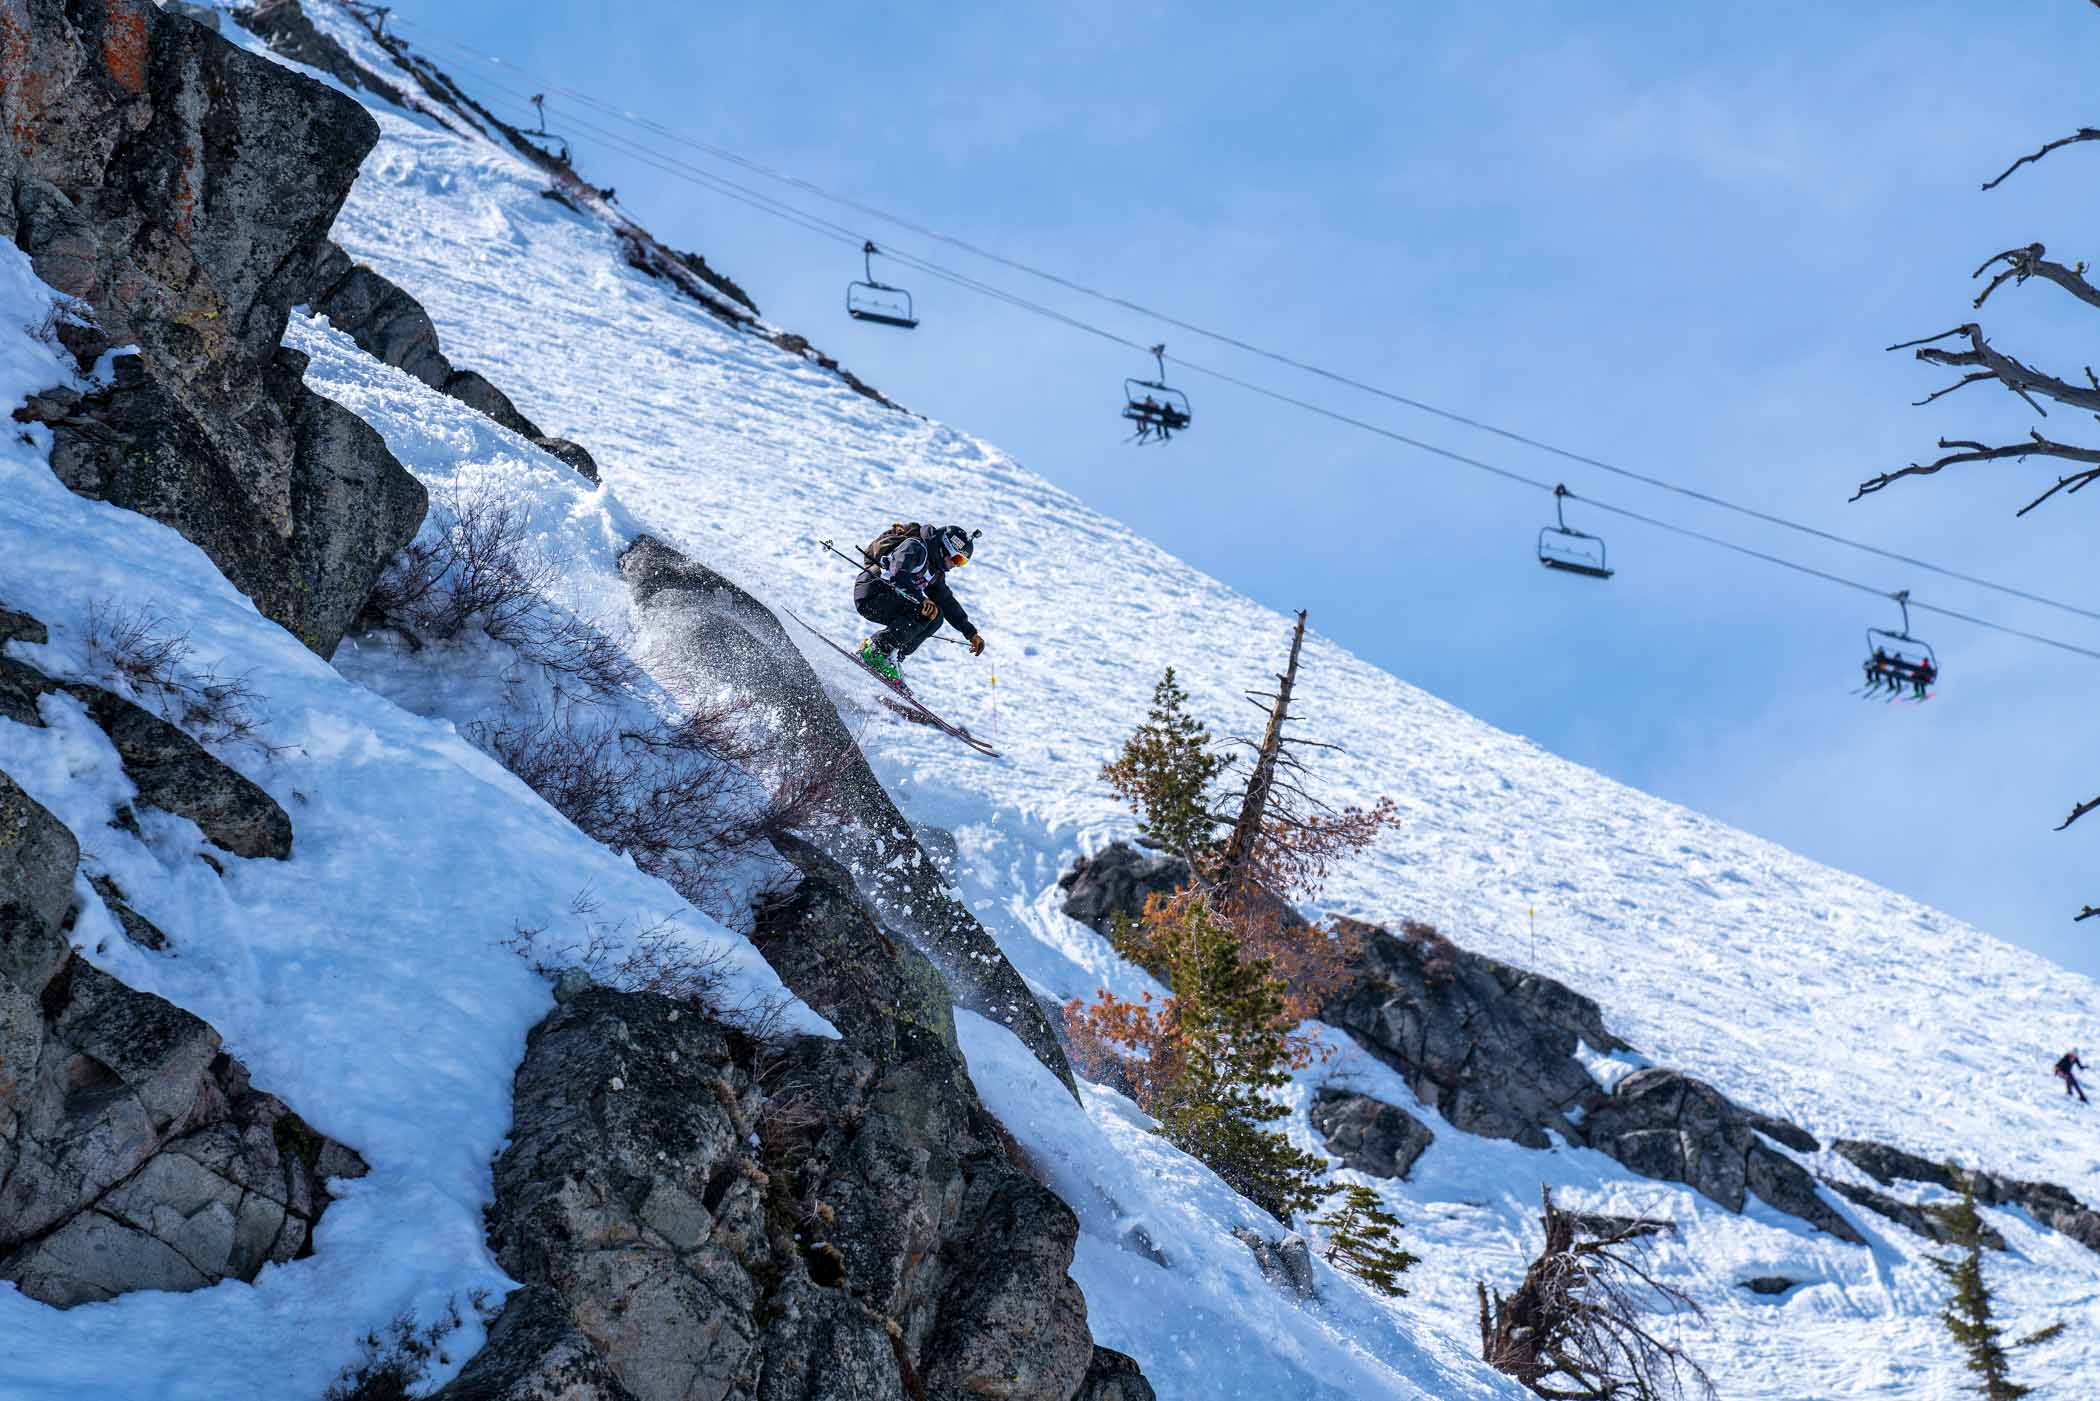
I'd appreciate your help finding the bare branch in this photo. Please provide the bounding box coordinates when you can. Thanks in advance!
[1912,371,1998,406]
[1852,431,2100,504]
[1972,242,2100,312]
[2057,796,2100,832]
[2017,466,2100,516]
[1982,127,2100,191]
[1912,325,2100,415]
[1885,326,1971,353]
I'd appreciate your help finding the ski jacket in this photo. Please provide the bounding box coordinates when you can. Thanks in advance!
[2059,1052,2087,1075]
[860,524,976,639]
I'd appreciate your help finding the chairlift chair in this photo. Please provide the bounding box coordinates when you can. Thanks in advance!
[1864,589,1939,692]
[1537,484,1614,579]
[1122,343,1192,442]
[846,241,919,329]
[522,95,571,164]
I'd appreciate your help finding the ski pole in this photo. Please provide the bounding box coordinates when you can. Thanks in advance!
[816,539,964,645]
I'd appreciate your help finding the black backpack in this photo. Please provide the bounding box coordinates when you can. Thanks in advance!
[862,521,922,567]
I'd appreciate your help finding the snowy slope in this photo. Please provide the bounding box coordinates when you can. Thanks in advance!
[7,4,2091,1396]
[252,9,2100,1396]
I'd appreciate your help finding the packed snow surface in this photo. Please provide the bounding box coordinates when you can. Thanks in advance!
[2,5,2095,1396]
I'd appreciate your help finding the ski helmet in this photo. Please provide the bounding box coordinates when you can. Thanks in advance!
[940,526,976,568]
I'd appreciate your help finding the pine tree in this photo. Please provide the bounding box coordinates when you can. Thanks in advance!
[1142,896,1323,1220]
[1932,1180,2032,1400]
[1311,1184,1419,1297]
[1100,667,1230,861]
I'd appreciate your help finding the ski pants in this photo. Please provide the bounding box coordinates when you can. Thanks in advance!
[855,579,942,658]
[2061,1068,2088,1102]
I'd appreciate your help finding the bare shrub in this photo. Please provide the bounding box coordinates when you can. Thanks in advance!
[84,601,265,746]
[477,694,853,916]
[322,1294,485,1401]
[477,699,755,907]
[364,485,638,700]
[1478,1187,1713,1401]
[1399,918,1460,987]
[507,898,735,1005]
[27,295,92,357]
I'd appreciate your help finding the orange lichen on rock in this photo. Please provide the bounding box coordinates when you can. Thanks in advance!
[0,12,46,152]
[101,0,149,95]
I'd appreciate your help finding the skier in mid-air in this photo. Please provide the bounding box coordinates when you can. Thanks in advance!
[855,521,985,691]
[2057,1048,2089,1103]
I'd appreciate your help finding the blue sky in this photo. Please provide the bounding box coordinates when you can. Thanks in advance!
[394,1,2100,975]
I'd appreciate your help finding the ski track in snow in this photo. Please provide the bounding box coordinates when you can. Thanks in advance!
[0,6,2093,1396]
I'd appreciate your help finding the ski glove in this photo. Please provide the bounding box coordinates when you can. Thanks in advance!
[919,598,939,622]
[968,633,986,656]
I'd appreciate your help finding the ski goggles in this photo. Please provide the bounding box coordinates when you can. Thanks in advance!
[945,551,968,569]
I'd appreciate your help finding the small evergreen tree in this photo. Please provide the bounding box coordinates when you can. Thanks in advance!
[1100,667,1230,861]
[1932,1181,2033,1400]
[1068,894,1322,1220]
[1311,1184,1418,1298]
[1150,896,1324,1219]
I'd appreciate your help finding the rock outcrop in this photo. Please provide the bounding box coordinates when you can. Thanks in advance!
[429,1286,638,1401]
[1580,1069,1861,1245]
[1821,1177,2004,1251]
[1308,1088,1434,1180]
[301,240,602,482]
[0,635,292,861]
[1056,841,1192,936]
[620,533,1075,1094]
[1324,920,1625,1151]
[1831,1139,2100,1254]
[1075,1349,1158,1401]
[1231,1227,1318,1301]
[1,0,425,656]
[1739,1276,1798,1296]
[478,834,1143,1400]
[0,772,361,1307]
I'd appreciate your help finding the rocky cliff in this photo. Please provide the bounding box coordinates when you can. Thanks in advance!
[451,838,1145,1401]
[2,0,426,656]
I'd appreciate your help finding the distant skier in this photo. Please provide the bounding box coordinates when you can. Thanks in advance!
[855,522,985,689]
[2056,1049,2089,1103]
[1911,656,1936,700]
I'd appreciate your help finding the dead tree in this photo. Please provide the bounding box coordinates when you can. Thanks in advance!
[1210,610,1394,919]
[1856,53,2100,920]
[1216,609,1307,898]
[1477,1188,1713,1401]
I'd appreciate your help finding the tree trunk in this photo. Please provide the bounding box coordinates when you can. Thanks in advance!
[1218,609,1305,898]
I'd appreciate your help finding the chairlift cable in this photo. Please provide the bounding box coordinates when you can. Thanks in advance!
[392,18,2100,628]
[385,23,2100,664]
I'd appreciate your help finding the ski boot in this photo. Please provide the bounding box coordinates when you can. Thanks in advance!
[859,638,907,691]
